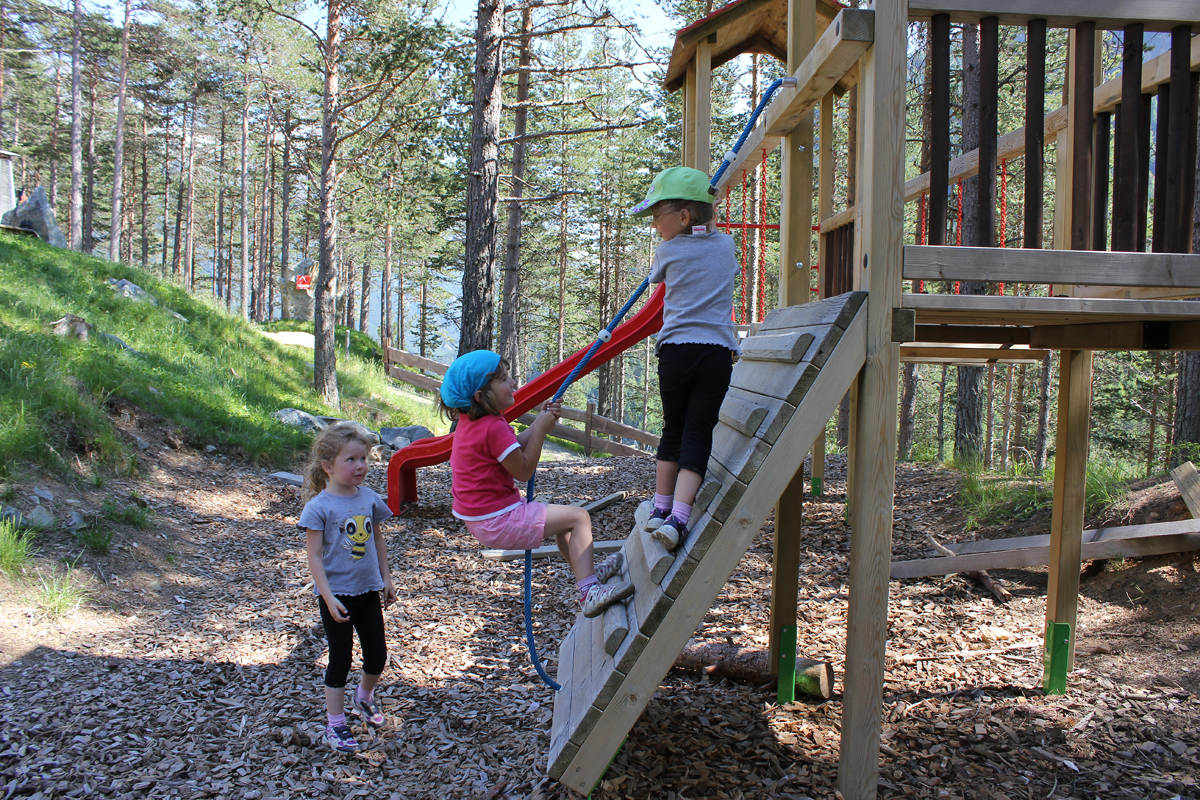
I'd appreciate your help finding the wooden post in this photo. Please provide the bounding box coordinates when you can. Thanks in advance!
[584,400,595,458]
[1070,22,1095,254]
[812,91,835,498]
[1137,91,1153,252]
[683,62,697,169]
[769,0,816,675]
[1112,24,1143,252]
[838,0,904,796]
[1165,25,1198,254]
[696,35,714,176]
[1024,20,1046,251]
[929,13,951,247]
[978,16,998,247]
[1045,348,1092,690]
[1152,82,1170,253]
[1093,111,1111,251]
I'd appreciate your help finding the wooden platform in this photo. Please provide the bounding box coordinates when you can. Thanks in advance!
[547,292,868,794]
[903,293,1200,327]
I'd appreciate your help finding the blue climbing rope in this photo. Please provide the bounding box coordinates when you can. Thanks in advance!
[710,78,788,187]
[521,276,653,691]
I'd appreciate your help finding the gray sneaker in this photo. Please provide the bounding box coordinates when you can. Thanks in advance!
[643,507,670,532]
[581,581,635,618]
[594,551,623,583]
[325,723,360,753]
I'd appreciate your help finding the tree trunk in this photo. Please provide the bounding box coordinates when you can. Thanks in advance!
[984,362,996,468]
[108,0,132,261]
[268,126,276,317]
[1035,353,1052,473]
[171,97,186,277]
[1000,364,1014,472]
[83,68,96,254]
[837,394,849,448]
[1148,352,1160,476]
[1173,352,1200,467]
[898,364,918,461]
[954,23,984,464]
[69,0,83,251]
[281,109,293,320]
[183,90,198,287]
[314,0,343,408]
[557,143,568,363]
[499,3,532,378]
[256,117,271,321]
[459,0,504,355]
[359,253,370,332]
[937,365,948,462]
[216,107,226,301]
[140,118,149,269]
[1012,363,1027,462]
[381,173,393,344]
[161,121,170,274]
[50,59,61,211]
[239,62,251,320]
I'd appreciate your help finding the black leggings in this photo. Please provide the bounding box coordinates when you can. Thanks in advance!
[656,343,733,476]
[318,591,387,688]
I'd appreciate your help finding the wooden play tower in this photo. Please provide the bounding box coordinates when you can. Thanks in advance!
[546,2,1200,798]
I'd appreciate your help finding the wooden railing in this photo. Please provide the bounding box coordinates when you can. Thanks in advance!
[385,347,658,457]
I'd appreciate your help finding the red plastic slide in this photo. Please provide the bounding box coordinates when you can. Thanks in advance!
[386,283,665,512]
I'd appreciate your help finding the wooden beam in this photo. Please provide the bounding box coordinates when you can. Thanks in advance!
[899,345,1050,363]
[482,539,625,562]
[387,364,443,393]
[819,204,856,233]
[696,36,713,175]
[683,62,697,169]
[1046,349,1092,686]
[903,36,1200,205]
[812,91,835,497]
[913,325,1031,346]
[839,0,904,795]
[677,0,775,48]
[713,8,874,193]
[891,519,1200,579]
[906,1,1200,30]
[903,293,1200,327]
[514,413,647,458]
[386,347,449,375]
[1170,461,1200,519]
[902,245,1200,288]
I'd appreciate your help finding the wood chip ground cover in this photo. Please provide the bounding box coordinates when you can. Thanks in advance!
[0,441,1197,799]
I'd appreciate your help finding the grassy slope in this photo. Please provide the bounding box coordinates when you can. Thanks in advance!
[0,231,438,476]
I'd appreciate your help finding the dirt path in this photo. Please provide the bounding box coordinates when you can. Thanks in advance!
[1,437,1197,799]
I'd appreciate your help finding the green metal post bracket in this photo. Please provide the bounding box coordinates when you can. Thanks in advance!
[1043,621,1072,695]
[811,476,823,497]
[777,624,798,704]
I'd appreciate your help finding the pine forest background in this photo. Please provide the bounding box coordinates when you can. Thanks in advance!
[3,0,1200,486]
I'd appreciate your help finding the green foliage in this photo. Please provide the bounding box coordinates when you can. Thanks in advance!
[74,521,114,554]
[101,498,153,529]
[957,462,1050,530]
[1083,460,1138,515]
[0,233,425,476]
[0,519,32,575]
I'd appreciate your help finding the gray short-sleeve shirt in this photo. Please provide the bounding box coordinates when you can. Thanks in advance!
[297,486,392,597]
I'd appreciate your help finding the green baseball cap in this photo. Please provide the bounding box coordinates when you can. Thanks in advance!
[629,166,715,217]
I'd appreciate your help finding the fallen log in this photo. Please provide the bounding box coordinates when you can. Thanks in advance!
[927,534,1012,603]
[673,640,834,700]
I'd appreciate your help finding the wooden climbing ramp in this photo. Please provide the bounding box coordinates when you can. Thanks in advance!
[548,291,868,794]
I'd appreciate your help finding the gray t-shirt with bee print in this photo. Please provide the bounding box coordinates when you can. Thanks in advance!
[297,486,392,597]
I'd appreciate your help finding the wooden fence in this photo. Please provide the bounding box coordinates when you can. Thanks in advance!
[385,347,658,458]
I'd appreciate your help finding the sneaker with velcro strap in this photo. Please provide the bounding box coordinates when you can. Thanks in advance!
[325,723,360,753]
[651,517,688,550]
[580,580,635,618]
[594,550,624,584]
[643,507,670,532]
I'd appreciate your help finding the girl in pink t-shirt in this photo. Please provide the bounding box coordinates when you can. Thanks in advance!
[438,349,633,618]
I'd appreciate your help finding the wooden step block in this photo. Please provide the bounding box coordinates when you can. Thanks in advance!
[701,459,749,524]
[731,353,822,405]
[693,478,722,517]
[710,421,772,485]
[717,392,769,437]
[642,527,674,584]
[602,597,629,657]
[632,499,653,537]
[624,528,672,639]
[758,291,865,334]
[739,330,815,363]
[722,386,794,446]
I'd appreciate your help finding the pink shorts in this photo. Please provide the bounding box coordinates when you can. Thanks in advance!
[465,499,548,550]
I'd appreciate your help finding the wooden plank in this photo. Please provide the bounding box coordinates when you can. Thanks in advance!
[557,294,868,795]
[1171,461,1200,519]
[1047,349,1092,677]
[907,1,1200,30]
[387,364,442,393]
[903,293,1200,327]
[713,9,873,192]
[1070,285,1200,301]
[759,291,866,333]
[892,527,1200,579]
[819,204,856,234]
[899,346,1050,363]
[385,347,449,375]
[770,467,806,670]
[739,331,815,363]
[554,407,659,447]
[515,413,648,458]
[913,325,1032,346]
[547,620,581,775]
[480,539,624,562]
[839,0,904,793]
[717,391,769,436]
[903,246,1200,289]
[944,517,1200,556]
[697,458,749,523]
[710,421,773,484]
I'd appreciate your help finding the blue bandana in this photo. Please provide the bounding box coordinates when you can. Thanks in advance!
[441,350,503,410]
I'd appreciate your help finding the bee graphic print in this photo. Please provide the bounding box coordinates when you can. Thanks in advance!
[340,514,373,560]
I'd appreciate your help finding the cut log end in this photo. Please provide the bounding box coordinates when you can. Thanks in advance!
[674,641,835,700]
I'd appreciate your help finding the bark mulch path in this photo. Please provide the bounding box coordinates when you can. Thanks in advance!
[0,443,1197,800]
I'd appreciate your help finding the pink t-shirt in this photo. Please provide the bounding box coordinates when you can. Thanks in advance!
[450,414,523,520]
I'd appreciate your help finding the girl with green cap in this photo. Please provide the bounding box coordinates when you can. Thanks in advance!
[630,167,739,550]
[439,350,633,617]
